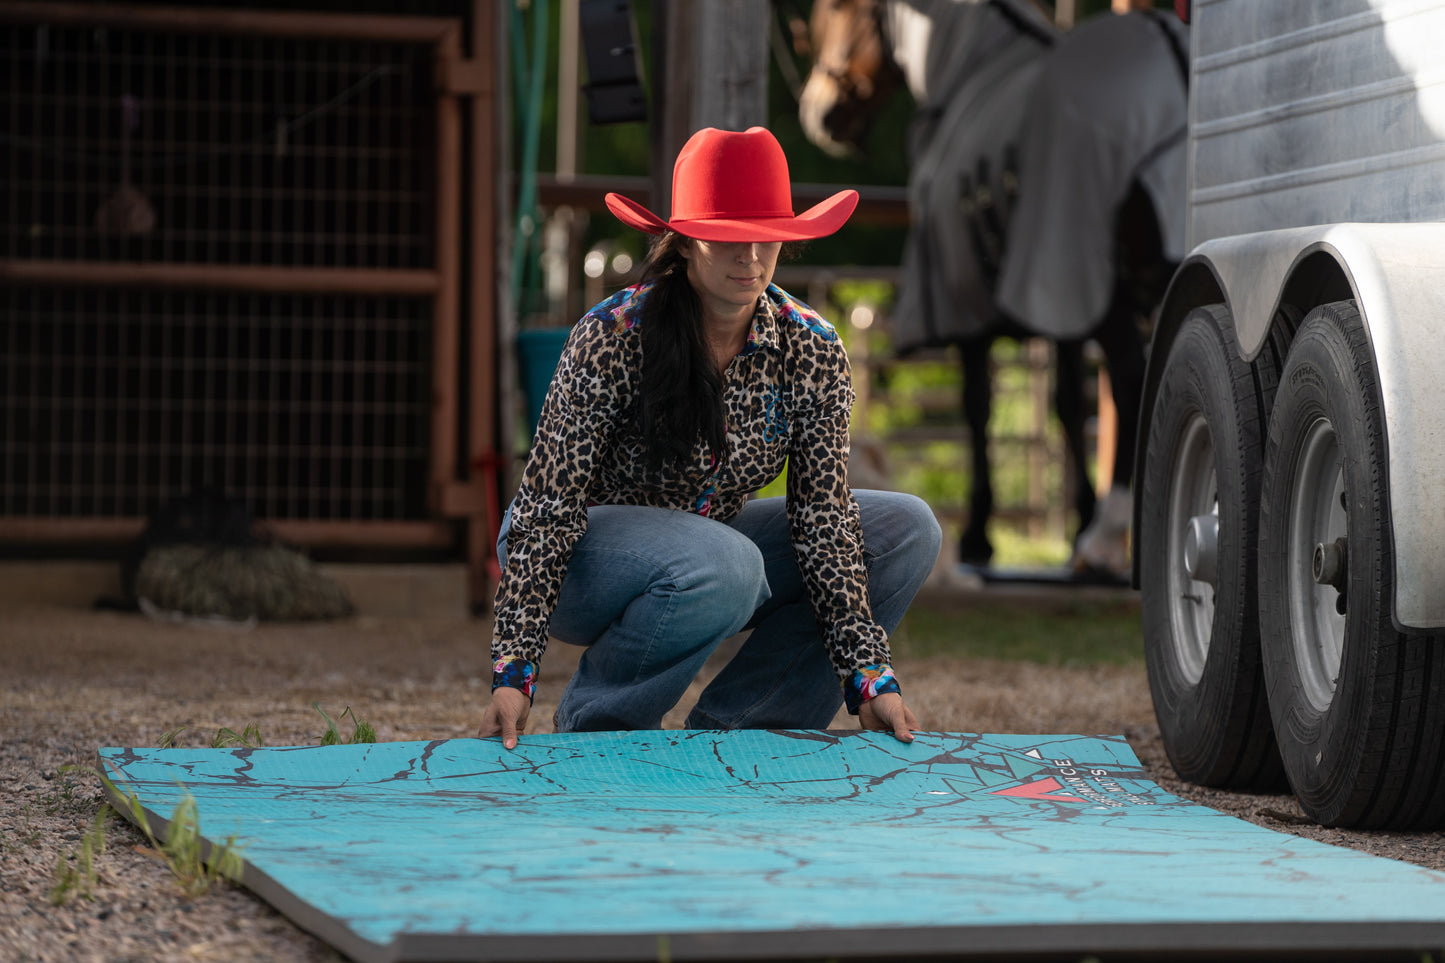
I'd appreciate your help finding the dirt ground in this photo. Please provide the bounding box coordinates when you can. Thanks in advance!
[5,598,1445,962]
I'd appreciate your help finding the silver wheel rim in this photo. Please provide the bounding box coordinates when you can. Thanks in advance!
[1167,412,1217,685]
[1287,415,1348,712]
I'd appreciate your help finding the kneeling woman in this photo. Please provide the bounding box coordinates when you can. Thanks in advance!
[481,127,942,747]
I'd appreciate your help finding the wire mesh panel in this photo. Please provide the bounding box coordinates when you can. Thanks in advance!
[2,23,435,268]
[0,6,469,535]
[1,287,433,522]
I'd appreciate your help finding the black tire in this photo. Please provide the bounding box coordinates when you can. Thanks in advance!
[1140,306,1285,789]
[1260,300,1445,828]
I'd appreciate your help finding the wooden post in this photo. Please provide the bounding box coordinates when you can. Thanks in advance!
[553,0,584,322]
[651,0,770,218]
[468,0,504,606]
[430,27,464,516]
[692,0,770,131]
[651,0,687,219]
[1096,369,1117,495]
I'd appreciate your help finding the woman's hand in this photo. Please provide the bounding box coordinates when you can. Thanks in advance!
[858,692,919,743]
[478,687,532,749]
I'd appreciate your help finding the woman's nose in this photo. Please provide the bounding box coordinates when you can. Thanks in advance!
[735,243,758,263]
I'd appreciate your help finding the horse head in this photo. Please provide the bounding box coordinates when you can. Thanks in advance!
[798,0,904,157]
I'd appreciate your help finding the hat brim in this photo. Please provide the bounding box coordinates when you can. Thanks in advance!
[605,189,860,242]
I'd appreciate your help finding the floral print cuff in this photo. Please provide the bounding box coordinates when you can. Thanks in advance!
[844,663,901,715]
[492,657,538,703]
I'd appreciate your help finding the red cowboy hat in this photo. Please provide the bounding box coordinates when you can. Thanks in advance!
[605,126,859,242]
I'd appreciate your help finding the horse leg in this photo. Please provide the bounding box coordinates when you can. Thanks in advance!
[958,336,995,567]
[1094,304,1146,500]
[1069,290,1144,580]
[1104,180,1175,498]
[1053,338,1096,544]
[1070,183,1166,579]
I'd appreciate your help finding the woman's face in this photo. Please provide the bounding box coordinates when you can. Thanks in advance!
[681,239,783,318]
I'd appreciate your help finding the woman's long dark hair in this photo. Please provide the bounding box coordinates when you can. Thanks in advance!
[636,232,727,475]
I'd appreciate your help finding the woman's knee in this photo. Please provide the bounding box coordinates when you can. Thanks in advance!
[691,526,770,606]
[856,490,943,561]
[630,525,769,646]
[613,518,769,613]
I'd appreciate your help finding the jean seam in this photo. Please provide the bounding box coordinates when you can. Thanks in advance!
[548,548,674,645]
[628,576,680,686]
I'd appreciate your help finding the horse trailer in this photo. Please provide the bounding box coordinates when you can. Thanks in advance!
[1137,0,1445,828]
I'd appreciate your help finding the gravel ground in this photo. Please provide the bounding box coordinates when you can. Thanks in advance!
[5,600,1445,962]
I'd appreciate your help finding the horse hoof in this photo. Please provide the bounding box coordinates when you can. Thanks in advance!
[1070,489,1132,579]
[958,531,994,568]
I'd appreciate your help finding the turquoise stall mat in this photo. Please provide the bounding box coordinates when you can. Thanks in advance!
[100,730,1445,962]
[515,327,571,437]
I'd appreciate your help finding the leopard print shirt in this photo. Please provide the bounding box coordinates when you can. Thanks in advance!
[491,281,892,682]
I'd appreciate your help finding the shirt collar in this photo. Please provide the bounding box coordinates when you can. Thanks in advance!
[742,287,784,356]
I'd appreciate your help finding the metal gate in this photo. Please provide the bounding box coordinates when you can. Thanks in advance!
[0,1,502,604]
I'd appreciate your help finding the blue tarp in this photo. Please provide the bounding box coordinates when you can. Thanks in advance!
[100,731,1445,961]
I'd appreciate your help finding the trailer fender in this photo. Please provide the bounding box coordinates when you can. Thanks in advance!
[1135,223,1445,630]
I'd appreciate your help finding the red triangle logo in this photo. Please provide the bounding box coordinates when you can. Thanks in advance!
[989,776,1086,802]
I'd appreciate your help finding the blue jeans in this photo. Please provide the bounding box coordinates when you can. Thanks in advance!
[496,491,941,732]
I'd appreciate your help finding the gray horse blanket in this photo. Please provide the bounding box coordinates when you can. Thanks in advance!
[893,3,1189,350]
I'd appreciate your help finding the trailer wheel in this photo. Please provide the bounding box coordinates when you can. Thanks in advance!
[1141,306,1283,789]
[1260,300,1445,828]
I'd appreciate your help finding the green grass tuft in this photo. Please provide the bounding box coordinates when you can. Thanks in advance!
[314,704,377,745]
[49,805,109,905]
[157,794,246,898]
[210,722,263,749]
[68,766,247,900]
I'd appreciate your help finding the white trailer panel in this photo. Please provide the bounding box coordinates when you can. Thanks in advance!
[1187,0,1445,247]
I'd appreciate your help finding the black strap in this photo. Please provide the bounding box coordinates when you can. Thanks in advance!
[1144,7,1190,89]
[1131,6,1190,174]
[986,0,1058,48]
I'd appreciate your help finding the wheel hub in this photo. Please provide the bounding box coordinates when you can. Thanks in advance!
[1166,413,1217,686]
[1184,513,1219,585]
[1313,537,1347,587]
[1287,417,1348,711]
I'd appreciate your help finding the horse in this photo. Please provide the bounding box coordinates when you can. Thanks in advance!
[797,0,1188,577]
